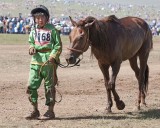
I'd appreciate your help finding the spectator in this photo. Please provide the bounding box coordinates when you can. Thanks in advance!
[0,20,3,33]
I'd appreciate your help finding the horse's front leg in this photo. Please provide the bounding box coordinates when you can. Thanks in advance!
[110,60,125,110]
[98,63,112,113]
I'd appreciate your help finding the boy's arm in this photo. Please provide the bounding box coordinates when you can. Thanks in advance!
[28,30,35,48]
[28,30,36,55]
[49,30,62,63]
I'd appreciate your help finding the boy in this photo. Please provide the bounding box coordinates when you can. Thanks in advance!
[26,5,62,120]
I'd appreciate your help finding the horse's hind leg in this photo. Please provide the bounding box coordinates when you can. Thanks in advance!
[129,55,141,109]
[98,63,112,113]
[129,52,149,110]
[129,55,140,80]
[138,52,149,108]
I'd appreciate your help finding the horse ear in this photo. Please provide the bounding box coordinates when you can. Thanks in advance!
[85,20,95,28]
[69,16,77,27]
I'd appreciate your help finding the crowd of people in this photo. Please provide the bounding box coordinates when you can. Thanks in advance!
[1,15,160,36]
[0,15,72,35]
[150,19,160,36]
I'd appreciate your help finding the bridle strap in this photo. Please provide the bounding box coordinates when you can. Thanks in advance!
[67,28,90,53]
[67,47,83,53]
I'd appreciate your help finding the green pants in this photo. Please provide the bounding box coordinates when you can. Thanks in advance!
[27,64,57,105]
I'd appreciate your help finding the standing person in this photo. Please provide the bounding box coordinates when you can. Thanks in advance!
[26,5,62,120]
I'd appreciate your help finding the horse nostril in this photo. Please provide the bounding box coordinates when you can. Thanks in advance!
[65,55,76,64]
[66,56,74,64]
[69,56,74,62]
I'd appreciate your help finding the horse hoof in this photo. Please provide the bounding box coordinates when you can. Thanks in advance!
[132,106,140,111]
[116,100,125,110]
[142,103,147,107]
[105,108,112,113]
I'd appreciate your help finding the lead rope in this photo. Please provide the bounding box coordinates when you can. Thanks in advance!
[53,62,62,103]
[55,56,83,68]
[39,60,62,103]
[38,55,83,103]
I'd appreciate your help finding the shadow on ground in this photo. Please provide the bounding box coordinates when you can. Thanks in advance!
[39,109,160,121]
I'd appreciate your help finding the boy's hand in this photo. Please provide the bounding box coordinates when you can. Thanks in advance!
[29,47,36,55]
[49,56,56,64]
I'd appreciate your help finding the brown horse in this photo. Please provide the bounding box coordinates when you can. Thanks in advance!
[65,15,153,113]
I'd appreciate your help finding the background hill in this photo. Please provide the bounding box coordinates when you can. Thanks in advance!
[75,0,160,7]
[0,0,160,21]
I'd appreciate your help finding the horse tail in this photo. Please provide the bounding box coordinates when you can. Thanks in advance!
[144,64,149,94]
[146,23,153,50]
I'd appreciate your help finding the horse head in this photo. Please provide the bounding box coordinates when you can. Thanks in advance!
[65,16,95,64]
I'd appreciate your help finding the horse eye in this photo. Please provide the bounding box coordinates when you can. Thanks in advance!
[79,29,83,34]
[79,35,83,39]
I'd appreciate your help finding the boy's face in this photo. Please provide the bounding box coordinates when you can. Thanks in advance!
[35,15,47,28]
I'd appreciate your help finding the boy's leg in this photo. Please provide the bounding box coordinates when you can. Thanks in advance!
[26,64,42,120]
[43,64,56,119]
[43,86,56,119]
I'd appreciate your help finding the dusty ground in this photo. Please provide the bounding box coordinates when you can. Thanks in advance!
[0,41,160,128]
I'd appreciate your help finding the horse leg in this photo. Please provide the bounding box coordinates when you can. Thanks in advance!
[129,56,141,110]
[129,56,139,80]
[138,52,149,108]
[110,60,125,110]
[98,63,112,113]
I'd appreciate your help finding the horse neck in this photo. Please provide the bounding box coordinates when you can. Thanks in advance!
[89,22,110,53]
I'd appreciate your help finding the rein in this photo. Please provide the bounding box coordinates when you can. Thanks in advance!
[54,57,82,68]
[38,57,82,103]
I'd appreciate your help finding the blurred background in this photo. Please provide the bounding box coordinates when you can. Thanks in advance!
[0,0,160,36]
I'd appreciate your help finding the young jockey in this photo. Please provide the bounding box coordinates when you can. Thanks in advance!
[26,5,62,120]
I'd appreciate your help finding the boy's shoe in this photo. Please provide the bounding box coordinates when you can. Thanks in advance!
[25,110,40,120]
[42,110,55,120]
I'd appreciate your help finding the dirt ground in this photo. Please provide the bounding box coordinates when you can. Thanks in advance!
[0,41,160,128]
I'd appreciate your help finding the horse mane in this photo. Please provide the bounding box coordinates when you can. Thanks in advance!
[82,15,120,24]
[77,16,97,27]
[102,15,120,24]
[75,15,122,56]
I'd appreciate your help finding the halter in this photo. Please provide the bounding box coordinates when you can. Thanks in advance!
[67,28,90,53]
[67,47,83,53]
[54,28,90,68]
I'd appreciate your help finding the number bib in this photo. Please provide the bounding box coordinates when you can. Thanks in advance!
[34,28,51,46]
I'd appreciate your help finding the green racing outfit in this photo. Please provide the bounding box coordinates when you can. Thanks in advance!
[27,23,62,105]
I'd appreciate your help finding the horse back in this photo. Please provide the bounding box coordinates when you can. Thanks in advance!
[90,15,152,63]
[115,16,152,61]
